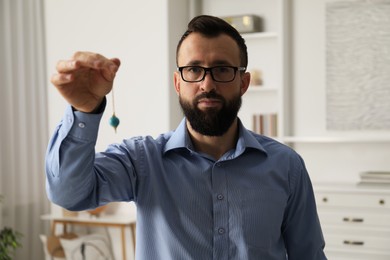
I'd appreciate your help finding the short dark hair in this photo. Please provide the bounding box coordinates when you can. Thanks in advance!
[176,15,248,68]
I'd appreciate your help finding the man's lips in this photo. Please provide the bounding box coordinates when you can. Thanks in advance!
[197,98,222,108]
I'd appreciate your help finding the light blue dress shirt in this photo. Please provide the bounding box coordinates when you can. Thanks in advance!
[46,104,326,260]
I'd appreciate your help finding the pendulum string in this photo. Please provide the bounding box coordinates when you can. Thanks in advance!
[109,87,120,133]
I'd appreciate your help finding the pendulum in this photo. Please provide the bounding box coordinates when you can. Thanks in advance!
[109,87,120,133]
[109,114,120,133]
[109,88,120,132]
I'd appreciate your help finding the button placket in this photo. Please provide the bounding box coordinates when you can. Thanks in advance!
[211,162,229,259]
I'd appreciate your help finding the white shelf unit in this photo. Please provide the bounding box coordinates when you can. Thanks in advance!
[189,0,290,139]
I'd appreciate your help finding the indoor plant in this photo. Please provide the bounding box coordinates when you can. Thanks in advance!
[0,195,22,260]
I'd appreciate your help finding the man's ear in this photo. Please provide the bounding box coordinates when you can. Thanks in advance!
[240,72,251,96]
[174,71,181,95]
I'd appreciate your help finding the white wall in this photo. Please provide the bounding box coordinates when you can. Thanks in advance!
[290,0,390,183]
[45,0,181,150]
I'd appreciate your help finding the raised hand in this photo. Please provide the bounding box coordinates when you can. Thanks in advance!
[51,51,121,113]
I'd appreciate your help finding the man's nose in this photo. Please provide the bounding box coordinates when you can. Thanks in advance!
[200,71,216,92]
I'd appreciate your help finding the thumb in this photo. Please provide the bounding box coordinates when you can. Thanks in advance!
[101,58,121,82]
[110,58,121,67]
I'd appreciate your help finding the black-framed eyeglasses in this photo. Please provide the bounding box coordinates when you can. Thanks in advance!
[177,65,246,83]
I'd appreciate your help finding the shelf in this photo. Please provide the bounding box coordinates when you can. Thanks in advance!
[247,86,278,92]
[282,136,390,143]
[314,182,390,194]
[242,32,278,39]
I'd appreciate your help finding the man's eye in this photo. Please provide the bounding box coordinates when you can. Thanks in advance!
[215,67,230,73]
[187,67,202,73]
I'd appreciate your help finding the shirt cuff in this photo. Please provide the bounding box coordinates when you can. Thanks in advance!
[61,100,106,142]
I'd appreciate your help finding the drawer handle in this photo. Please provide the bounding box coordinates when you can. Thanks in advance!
[322,197,328,203]
[343,240,364,246]
[379,199,385,205]
[343,217,364,223]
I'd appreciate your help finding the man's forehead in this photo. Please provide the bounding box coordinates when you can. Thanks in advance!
[177,33,240,65]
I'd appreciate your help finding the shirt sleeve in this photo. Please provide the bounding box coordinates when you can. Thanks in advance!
[282,155,327,260]
[45,102,136,211]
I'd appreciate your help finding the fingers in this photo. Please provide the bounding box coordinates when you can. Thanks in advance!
[54,52,120,82]
[51,72,73,86]
[72,52,120,81]
[100,60,120,82]
[55,60,78,73]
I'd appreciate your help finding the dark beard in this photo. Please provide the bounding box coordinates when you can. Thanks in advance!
[179,91,242,136]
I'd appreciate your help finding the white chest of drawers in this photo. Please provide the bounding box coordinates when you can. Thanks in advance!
[314,183,390,260]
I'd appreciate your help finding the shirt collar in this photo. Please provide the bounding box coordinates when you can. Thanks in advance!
[163,118,267,156]
[236,119,267,156]
[163,119,192,153]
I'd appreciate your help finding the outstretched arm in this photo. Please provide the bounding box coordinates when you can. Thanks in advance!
[46,52,135,210]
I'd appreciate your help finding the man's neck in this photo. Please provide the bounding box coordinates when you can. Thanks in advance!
[186,119,239,160]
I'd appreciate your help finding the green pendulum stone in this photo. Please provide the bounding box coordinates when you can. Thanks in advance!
[109,114,120,133]
[110,86,120,133]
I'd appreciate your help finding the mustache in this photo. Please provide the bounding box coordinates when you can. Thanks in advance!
[195,91,225,102]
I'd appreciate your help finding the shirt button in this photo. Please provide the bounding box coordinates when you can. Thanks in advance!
[218,228,225,235]
[217,194,224,200]
[78,122,86,128]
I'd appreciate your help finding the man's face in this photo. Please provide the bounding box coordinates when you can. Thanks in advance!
[174,33,250,136]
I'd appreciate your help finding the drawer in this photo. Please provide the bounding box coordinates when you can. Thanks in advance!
[325,234,390,252]
[325,248,390,260]
[322,226,390,251]
[317,208,390,228]
[315,192,390,209]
